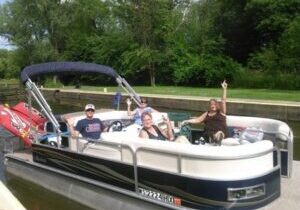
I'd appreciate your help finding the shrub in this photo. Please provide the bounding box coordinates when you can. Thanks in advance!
[43,77,64,88]
[172,53,242,87]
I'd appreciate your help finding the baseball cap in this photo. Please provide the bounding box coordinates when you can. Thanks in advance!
[85,104,95,111]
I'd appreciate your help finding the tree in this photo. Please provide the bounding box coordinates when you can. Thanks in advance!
[167,0,241,86]
[114,0,174,86]
[0,49,19,78]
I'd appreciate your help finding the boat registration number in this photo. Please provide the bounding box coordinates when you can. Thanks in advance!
[138,187,181,206]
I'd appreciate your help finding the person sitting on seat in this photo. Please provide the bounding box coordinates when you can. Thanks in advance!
[127,97,158,125]
[182,80,228,145]
[139,112,174,141]
[139,112,190,144]
[65,104,107,140]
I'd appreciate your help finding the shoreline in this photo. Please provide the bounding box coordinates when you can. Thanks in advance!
[42,88,300,121]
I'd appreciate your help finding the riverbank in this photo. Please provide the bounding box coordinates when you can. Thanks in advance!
[42,88,300,121]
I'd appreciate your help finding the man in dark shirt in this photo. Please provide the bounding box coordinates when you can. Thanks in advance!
[66,104,107,140]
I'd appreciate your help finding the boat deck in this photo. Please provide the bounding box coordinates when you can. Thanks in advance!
[6,151,300,210]
[11,150,32,162]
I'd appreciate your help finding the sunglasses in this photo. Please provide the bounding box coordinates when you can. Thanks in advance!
[141,101,147,104]
[86,109,95,112]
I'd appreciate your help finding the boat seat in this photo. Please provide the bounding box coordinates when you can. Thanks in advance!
[83,143,121,161]
[221,138,240,146]
[131,138,274,179]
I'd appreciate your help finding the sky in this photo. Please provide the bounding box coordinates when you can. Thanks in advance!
[0,0,7,5]
[0,0,12,49]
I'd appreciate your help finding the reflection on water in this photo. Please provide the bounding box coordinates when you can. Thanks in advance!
[0,131,93,210]
[0,96,299,210]
[6,174,94,210]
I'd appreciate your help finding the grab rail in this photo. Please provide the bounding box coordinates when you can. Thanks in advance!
[115,76,141,107]
[262,129,293,178]
[62,135,140,192]
[135,145,280,178]
[38,127,288,193]
[25,79,62,147]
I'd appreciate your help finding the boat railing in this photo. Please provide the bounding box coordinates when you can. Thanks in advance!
[115,76,141,106]
[62,133,279,180]
[36,131,282,194]
[261,129,293,178]
[55,125,292,178]
[66,134,140,192]
[25,79,61,139]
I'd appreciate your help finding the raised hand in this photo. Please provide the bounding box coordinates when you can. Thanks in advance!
[126,98,132,106]
[66,117,74,126]
[221,80,227,89]
[162,115,171,124]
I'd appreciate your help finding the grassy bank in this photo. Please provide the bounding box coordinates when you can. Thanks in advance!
[62,86,300,102]
[0,79,20,86]
[1,78,299,102]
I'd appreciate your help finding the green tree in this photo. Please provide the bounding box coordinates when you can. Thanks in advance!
[247,0,300,74]
[0,49,20,78]
[114,0,174,86]
[168,0,241,86]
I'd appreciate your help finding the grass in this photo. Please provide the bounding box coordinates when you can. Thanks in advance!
[62,85,300,102]
[1,78,299,102]
[0,79,20,85]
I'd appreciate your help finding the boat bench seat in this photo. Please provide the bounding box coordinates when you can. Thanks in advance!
[70,130,275,179]
[130,139,274,179]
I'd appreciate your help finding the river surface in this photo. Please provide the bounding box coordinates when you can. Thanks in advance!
[1,97,300,210]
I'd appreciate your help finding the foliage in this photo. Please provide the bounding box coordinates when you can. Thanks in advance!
[171,52,241,86]
[168,0,241,86]
[248,16,300,74]
[0,49,19,78]
[43,76,64,88]
[0,0,299,89]
[246,0,300,45]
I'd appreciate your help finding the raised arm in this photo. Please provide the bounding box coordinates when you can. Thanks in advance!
[221,80,227,114]
[126,98,135,116]
[65,117,79,138]
[183,112,207,125]
[161,115,174,141]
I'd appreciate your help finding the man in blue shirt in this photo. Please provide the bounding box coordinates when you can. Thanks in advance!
[66,104,107,140]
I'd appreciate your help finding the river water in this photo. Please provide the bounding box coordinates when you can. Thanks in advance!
[0,97,299,210]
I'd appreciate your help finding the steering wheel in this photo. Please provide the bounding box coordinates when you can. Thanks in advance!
[108,120,123,132]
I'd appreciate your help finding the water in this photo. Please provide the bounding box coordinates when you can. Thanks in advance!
[6,174,94,210]
[1,96,300,210]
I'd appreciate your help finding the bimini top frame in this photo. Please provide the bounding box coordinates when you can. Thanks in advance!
[21,62,141,144]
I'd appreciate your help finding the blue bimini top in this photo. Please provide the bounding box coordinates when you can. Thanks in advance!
[21,61,119,84]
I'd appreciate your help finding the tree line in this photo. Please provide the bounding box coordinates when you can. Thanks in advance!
[0,0,299,89]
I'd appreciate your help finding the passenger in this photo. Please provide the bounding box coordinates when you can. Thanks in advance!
[127,97,158,125]
[139,112,174,141]
[139,112,190,144]
[65,104,107,140]
[182,80,228,145]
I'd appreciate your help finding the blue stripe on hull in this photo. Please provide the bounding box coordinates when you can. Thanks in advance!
[32,144,136,191]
